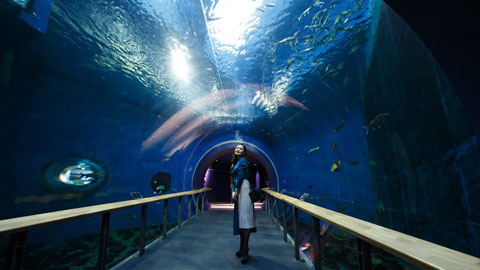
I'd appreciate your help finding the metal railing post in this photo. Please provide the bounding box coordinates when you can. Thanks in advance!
[357,238,373,270]
[275,198,280,230]
[188,195,192,218]
[282,201,288,242]
[139,204,147,257]
[177,196,182,228]
[313,217,322,270]
[163,200,168,240]
[270,198,276,224]
[5,231,28,270]
[265,194,269,214]
[195,194,199,216]
[202,192,205,213]
[97,212,111,270]
[294,206,300,260]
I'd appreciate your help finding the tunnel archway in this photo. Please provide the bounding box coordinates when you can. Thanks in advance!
[191,141,279,203]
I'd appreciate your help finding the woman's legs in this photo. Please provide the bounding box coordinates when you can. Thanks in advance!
[241,229,251,263]
[236,229,244,257]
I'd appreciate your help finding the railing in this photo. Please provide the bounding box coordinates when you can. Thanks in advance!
[262,188,480,270]
[0,188,211,270]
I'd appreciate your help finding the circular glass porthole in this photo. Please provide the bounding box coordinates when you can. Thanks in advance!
[151,172,171,194]
[41,156,108,193]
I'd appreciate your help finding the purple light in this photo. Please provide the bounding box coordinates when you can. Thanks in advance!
[204,167,213,187]
[256,170,260,188]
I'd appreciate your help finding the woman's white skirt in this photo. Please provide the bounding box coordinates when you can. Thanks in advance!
[238,180,255,229]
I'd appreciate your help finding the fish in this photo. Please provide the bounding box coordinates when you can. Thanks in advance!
[332,142,337,152]
[308,146,320,154]
[314,0,325,7]
[368,160,377,167]
[125,214,137,221]
[307,185,313,189]
[277,30,301,47]
[286,58,295,70]
[298,7,312,21]
[333,14,342,27]
[265,3,275,7]
[79,172,105,179]
[311,10,326,25]
[320,194,329,198]
[301,88,308,95]
[299,35,314,41]
[256,8,264,12]
[361,151,367,156]
[348,161,357,165]
[333,120,345,132]
[340,175,346,179]
[337,205,348,212]
[363,113,390,135]
[349,45,360,54]
[330,160,341,172]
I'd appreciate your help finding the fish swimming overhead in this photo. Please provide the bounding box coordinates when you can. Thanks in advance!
[363,113,390,135]
[332,142,337,152]
[286,58,295,70]
[333,120,345,132]
[330,160,341,172]
[308,146,320,154]
[298,7,312,21]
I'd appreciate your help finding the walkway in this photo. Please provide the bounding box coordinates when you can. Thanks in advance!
[113,203,309,270]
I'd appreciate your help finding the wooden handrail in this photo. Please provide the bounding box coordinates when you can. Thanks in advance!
[0,188,211,235]
[262,188,480,270]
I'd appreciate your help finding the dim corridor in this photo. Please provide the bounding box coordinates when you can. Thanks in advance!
[113,205,309,270]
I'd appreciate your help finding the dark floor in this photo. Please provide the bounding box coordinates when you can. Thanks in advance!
[112,204,309,270]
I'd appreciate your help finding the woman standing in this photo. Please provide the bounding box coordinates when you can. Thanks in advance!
[231,144,256,264]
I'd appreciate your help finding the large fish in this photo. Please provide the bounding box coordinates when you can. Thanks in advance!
[363,113,390,135]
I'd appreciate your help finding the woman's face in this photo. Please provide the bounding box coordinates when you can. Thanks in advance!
[234,145,245,156]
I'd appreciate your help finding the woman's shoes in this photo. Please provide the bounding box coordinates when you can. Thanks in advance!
[240,248,249,264]
[235,249,242,258]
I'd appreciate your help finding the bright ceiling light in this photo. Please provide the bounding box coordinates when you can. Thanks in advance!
[170,45,191,82]
[207,0,262,49]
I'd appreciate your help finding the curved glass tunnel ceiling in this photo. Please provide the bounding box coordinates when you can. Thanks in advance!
[2,0,480,261]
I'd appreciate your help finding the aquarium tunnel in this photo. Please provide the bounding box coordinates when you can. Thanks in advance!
[1,0,479,269]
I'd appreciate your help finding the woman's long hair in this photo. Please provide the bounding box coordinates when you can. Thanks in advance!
[230,144,248,181]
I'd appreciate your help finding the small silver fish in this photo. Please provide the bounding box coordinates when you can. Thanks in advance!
[308,146,320,154]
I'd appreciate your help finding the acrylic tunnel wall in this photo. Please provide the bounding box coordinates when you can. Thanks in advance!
[0,0,479,268]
